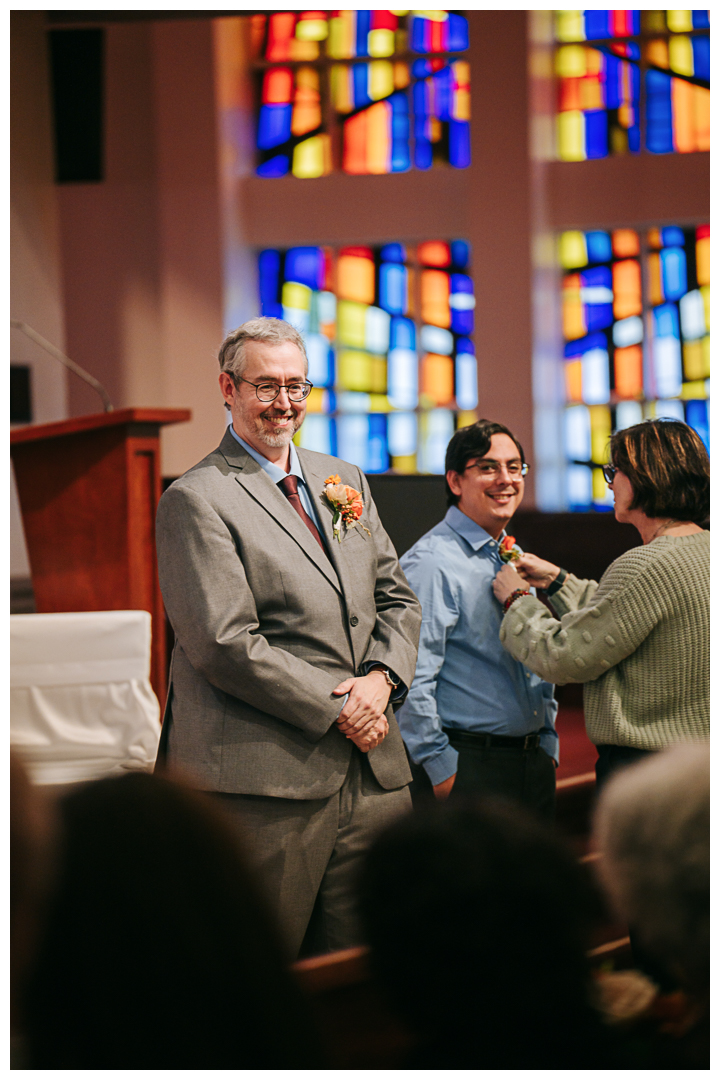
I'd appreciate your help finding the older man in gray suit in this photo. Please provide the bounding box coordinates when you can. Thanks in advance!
[156,317,421,956]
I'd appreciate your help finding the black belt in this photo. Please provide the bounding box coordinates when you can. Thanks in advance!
[443,728,542,751]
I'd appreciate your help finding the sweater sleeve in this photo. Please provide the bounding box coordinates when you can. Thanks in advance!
[498,555,664,685]
[547,573,599,615]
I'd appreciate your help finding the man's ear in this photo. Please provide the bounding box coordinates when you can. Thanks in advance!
[219,372,235,407]
[446,470,463,498]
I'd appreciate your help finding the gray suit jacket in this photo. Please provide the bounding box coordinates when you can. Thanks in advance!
[156,429,421,799]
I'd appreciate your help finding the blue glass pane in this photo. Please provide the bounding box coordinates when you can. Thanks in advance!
[390,316,416,351]
[448,120,471,167]
[356,9,371,57]
[451,241,470,269]
[645,70,673,154]
[387,348,418,408]
[692,10,710,30]
[411,16,430,54]
[686,399,709,451]
[258,249,280,307]
[660,248,687,301]
[301,415,336,456]
[306,333,332,387]
[412,58,434,79]
[389,92,411,172]
[257,104,292,150]
[586,231,612,263]
[455,351,477,410]
[628,12,641,35]
[414,136,433,169]
[564,331,607,359]
[366,413,389,473]
[256,154,290,178]
[692,35,710,81]
[628,123,641,152]
[456,337,474,354]
[605,54,621,109]
[653,303,680,338]
[413,77,430,115]
[388,412,417,456]
[581,266,612,288]
[433,66,453,122]
[625,41,641,60]
[353,63,372,109]
[261,301,283,318]
[451,309,473,335]
[380,243,405,263]
[285,247,323,290]
[661,227,685,247]
[379,263,407,315]
[447,13,469,52]
[585,109,608,159]
[584,10,610,39]
[585,305,614,332]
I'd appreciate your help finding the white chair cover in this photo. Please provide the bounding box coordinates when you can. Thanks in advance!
[10,610,161,785]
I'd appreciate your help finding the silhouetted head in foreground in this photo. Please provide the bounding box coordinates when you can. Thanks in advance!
[23,771,324,1070]
[359,798,616,1070]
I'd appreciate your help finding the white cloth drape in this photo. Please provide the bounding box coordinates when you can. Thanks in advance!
[11,611,161,785]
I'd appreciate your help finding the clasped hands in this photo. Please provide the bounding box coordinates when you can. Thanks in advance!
[492,553,562,604]
[333,670,391,752]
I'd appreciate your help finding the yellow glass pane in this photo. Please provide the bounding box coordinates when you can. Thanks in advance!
[555,44,587,78]
[589,405,611,463]
[393,61,410,89]
[328,11,355,58]
[680,380,708,400]
[668,34,694,76]
[391,454,417,474]
[614,346,644,398]
[695,85,710,152]
[613,260,642,319]
[453,60,470,86]
[559,231,587,269]
[666,10,694,32]
[421,353,454,406]
[555,10,585,42]
[337,302,368,347]
[557,111,586,161]
[282,281,311,310]
[369,60,395,100]
[457,410,478,428]
[682,339,709,380]
[645,38,669,68]
[592,467,609,502]
[331,64,353,113]
[586,48,603,76]
[337,257,375,304]
[420,270,450,328]
[647,252,664,305]
[290,39,319,61]
[565,360,583,403]
[701,335,710,373]
[296,17,328,41]
[292,134,330,178]
[412,10,447,22]
[643,10,667,33]
[368,28,395,57]
[700,286,710,329]
[338,350,372,391]
[305,387,327,413]
[454,87,471,120]
[370,359,387,394]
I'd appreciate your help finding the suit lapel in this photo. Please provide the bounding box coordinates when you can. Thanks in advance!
[298,449,364,605]
[218,431,342,594]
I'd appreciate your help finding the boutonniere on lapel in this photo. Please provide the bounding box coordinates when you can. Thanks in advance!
[322,475,371,542]
[498,535,521,563]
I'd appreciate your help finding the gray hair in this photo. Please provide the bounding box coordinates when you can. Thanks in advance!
[592,742,709,995]
[218,317,308,382]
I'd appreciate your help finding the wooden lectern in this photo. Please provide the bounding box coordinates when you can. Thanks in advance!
[11,408,192,704]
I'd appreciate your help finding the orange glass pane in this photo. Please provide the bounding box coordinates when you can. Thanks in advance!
[696,235,710,287]
[263,67,293,104]
[421,353,454,406]
[647,228,662,250]
[266,12,296,61]
[337,255,375,304]
[394,61,410,89]
[612,229,640,257]
[417,241,451,268]
[672,76,696,152]
[292,67,322,136]
[420,270,450,327]
[366,100,391,174]
[562,273,586,340]
[695,84,710,152]
[614,346,643,398]
[645,38,669,68]
[579,75,603,110]
[343,110,367,173]
[647,252,664,305]
[559,77,583,112]
[565,360,583,403]
[613,259,642,319]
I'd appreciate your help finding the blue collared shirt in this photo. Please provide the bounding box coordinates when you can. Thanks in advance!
[396,505,559,786]
[228,425,322,531]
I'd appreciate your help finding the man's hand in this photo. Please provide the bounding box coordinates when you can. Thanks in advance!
[333,671,392,746]
[433,773,456,800]
[514,553,562,590]
[492,564,528,604]
[346,715,389,753]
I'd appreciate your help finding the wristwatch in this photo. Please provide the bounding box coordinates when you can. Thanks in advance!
[367,664,400,688]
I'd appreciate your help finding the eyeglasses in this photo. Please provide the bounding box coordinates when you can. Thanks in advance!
[237,377,313,402]
[601,464,618,485]
[465,460,529,479]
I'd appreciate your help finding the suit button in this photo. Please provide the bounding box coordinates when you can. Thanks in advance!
[349,615,359,626]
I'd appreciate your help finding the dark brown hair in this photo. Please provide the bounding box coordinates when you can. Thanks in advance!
[610,419,709,524]
[444,420,525,507]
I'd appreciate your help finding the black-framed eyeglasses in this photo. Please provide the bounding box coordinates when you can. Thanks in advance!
[237,376,313,402]
[465,460,529,479]
[601,464,618,485]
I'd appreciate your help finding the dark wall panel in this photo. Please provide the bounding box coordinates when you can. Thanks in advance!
[49,28,104,182]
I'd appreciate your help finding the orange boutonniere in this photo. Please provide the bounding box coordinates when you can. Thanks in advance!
[322,475,371,542]
[499,535,521,563]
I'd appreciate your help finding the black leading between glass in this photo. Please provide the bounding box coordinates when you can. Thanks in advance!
[236,376,313,402]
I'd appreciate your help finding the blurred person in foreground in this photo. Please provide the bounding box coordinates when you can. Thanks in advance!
[358,799,626,1069]
[593,742,709,1068]
[397,421,558,818]
[493,419,709,787]
[21,771,325,1069]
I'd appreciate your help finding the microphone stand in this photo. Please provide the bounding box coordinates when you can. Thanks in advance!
[11,320,114,413]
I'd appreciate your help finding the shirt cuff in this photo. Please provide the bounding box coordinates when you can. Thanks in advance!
[335,692,349,719]
[423,744,459,787]
[361,662,406,703]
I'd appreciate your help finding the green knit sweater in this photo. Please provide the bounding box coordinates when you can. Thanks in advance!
[499,532,709,749]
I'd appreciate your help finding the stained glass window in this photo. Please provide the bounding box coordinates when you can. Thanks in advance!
[251,11,471,178]
[555,10,710,159]
[257,240,477,473]
[556,223,709,510]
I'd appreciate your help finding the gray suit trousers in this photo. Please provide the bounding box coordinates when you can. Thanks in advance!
[215,747,411,958]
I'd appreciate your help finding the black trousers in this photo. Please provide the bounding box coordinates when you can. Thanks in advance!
[594,743,654,791]
[445,730,556,822]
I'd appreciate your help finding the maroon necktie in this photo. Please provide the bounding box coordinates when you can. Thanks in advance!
[278,474,325,551]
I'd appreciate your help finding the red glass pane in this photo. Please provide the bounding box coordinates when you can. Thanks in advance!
[266,12,296,62]
[417,241,451,268]
[697,224,710,240]
[340,246,374,259]
[371,10,398,31]
[430,18,446,53]
[262,67,293,105]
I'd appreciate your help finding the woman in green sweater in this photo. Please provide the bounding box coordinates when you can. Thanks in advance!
[492,419,709,787]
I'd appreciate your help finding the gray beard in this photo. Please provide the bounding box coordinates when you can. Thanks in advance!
[252,413,303,448]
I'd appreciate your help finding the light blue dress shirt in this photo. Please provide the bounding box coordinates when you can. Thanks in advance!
[396,505,559,787]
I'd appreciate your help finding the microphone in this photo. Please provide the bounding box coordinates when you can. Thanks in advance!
[11,320,114,413]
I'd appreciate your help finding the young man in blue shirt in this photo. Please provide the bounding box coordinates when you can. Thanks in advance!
[397,420,558,818]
